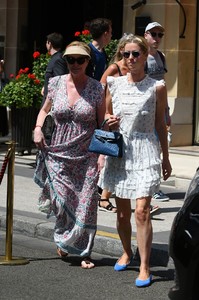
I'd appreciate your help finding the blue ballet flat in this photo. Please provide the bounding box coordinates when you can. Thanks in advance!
[135,275,152,287]
[114,257,133,271]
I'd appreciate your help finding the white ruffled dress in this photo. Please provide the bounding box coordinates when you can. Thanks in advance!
[98,74,164,200]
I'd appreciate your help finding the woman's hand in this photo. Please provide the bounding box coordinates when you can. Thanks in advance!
[34,127,46,149]
[41,86,44,96]
[106,115,120,131]
[162,158,172,181]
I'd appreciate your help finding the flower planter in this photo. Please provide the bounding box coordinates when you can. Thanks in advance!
[11,106,36,155]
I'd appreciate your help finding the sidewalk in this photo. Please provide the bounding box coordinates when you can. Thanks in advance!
[1,138,199,268]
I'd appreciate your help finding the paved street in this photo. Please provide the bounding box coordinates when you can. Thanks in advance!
[0,161,186,267]
[0,232,174,300]
[1,142,199,299]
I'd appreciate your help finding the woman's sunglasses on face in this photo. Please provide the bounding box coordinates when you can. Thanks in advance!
[149,32,164,38]
[123,51,140,59]
[65,56,87,65]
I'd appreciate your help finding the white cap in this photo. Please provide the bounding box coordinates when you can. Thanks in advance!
[145,22,164,32]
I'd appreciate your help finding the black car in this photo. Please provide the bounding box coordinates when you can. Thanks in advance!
[168,167,199,300]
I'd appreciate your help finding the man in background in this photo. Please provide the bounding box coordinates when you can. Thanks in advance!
[86,18,117,212]
[144,22,171,203]
[41,32,68,107]
[86,18,112,80]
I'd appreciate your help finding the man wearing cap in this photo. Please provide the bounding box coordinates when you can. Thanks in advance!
[144,22,167,80]
[144,22,171,203]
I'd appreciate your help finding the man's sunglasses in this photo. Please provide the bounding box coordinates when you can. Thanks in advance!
[65,56,87,65]
[123,51,140,59]
[150,32,164,38]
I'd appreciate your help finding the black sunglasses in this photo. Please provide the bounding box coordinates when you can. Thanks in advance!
[150,32,164,38]
[65,56,87,65]
[123,51,140,59]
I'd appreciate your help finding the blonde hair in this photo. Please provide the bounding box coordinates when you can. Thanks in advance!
[109,33,135,64]
[124,35,149,55]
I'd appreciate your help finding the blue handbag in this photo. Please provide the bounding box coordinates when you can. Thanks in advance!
[88,119,123,157]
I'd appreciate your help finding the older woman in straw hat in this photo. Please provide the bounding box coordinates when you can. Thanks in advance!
[34,41,105,268]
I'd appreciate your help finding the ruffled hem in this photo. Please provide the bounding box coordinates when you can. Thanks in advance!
[98,133,161,199]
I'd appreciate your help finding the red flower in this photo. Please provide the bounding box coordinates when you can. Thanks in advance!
[74,31,81,37]
[24,67,29,73]
[82,30,90,35]
[28,73,36,80]
[34,79,40,85]
[18,68,29,75]
[18,69,24,75]
[33,51,40,59]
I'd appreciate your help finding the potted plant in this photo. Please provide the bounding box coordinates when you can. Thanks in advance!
[0,51,50,155]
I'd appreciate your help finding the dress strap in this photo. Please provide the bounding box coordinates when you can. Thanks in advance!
[113,63,123,76]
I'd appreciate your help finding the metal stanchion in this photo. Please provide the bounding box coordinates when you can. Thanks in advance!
[0,141,29,265]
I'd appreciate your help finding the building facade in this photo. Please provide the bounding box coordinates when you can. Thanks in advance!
[0,0,198,147]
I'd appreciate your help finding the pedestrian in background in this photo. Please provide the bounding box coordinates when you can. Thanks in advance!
[144,22,171,203]
[85,17,114,210]
[98,33,133,213]
[98,35,172,287]
[86,17,112,80]
[41,32,68,107]
[34,41,105,269]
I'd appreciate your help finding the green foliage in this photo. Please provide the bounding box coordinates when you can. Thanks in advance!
[105,39,118,64]
[0,51,50,108]
[74,30,118,64]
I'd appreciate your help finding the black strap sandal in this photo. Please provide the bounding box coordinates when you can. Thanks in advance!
[98,199,117,213]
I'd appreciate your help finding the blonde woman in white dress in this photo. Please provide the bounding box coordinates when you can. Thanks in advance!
[98,35,172,287]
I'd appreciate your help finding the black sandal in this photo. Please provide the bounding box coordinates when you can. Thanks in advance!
[98,199,117,213]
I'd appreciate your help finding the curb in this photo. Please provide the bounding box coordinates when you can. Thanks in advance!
[0,212,173,268]
[0,152,193,193]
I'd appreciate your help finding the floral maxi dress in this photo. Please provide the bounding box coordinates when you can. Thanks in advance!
[34,74,104,257]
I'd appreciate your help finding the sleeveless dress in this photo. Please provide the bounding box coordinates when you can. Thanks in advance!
[34,74,104,257]
[98,74,163,200]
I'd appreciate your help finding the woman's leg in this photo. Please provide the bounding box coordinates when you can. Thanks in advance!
[98,188,117,213]
[115,197,132,264]
[134,197,152,280]
[97,158,117,212]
